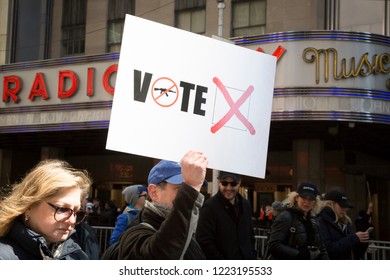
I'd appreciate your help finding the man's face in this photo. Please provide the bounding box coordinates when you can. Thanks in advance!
[152,183,180,207]
[218,177,240,202]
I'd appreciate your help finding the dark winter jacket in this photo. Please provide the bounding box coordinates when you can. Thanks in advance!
[196,191,257,259]
[266,207,328,260]
[117,183,205,259]
[71,221,100,259]
[0,218,89,260]
[318,206,368,260]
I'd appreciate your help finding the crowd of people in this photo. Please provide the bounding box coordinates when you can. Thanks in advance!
[264,184,372,260]
[0,151,375,260]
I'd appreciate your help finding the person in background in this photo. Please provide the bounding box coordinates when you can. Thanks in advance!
[87,197,103,226]
[71,197,100,259]
[196,171,257,259]
[271,201,283,221]
[0,159,92,260]
[117,151,208,259]
[259,204,273,229]
[100,200,119,227]
[109,184,148,245]
[355,202,374,239]
[85,201,94,215]
[318,188,369,260]
[92,197,102,215]
[265,182,328,260]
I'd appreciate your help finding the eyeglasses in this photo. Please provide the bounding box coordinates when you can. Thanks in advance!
[221,181,239,187]
[47,202,87,224]
[138,193,147,198]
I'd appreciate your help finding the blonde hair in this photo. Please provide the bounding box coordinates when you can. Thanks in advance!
[0,159,92,237]
[321,200,352,224]
[285,191,323,215]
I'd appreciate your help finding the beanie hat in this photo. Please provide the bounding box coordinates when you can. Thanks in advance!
[122,184,148,206]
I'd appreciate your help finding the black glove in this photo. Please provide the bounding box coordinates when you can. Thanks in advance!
[297,246,320,260]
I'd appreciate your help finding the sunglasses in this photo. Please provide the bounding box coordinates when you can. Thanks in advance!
[221,181,239,187]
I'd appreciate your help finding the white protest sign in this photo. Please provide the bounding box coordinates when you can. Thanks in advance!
[106,15,276,178]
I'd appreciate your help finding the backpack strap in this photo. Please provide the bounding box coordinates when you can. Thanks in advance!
[125,209,139,227]
[140,222,156,231]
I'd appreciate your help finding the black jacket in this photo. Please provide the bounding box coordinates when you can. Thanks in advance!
[267,207,328,260]
[117,183,205,259]
[0,218,88,260]
[318,206,368,260]
[71,221,100,259]
[196,191,257,259]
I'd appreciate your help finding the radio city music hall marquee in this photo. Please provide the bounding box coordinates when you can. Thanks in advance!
[2,31,390,129]
[235,31,390,124]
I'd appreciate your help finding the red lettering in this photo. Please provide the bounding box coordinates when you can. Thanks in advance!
[3,75,22,103]
[58,70,78,98]
[103,64,118,95]
[28,73,49,101]
[87,67,95,96]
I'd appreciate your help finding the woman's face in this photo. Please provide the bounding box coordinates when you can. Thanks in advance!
[296,195,316,214]
[27,187,82,244]
[333,202,349,218]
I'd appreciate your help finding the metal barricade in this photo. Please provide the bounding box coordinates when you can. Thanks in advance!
[255,233,390,260]
[92,226,114,256]
[365,240,390,260]
[254,235,268,259]
[91,226,389,260]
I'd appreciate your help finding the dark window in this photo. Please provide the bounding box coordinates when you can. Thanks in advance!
[61,0,86,56]
[232,0,266,37]
[10,0,52,63]
[175,0,206,34]
[107,0,135,53]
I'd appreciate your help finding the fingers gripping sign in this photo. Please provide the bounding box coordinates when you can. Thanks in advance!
[181,151,208,191]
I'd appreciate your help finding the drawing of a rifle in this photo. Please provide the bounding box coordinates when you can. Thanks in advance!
[154,88,176,97]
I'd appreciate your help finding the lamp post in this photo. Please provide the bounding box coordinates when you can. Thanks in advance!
[211,1,226,197]
[217,0,225,37]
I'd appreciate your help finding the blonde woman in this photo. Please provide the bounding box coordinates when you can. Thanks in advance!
[0,159,92,259]
[265,182,328,260]
[318,188,369,259]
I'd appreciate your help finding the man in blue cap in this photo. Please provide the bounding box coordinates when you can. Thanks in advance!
[196,170,257,259]
[117,151,208,259]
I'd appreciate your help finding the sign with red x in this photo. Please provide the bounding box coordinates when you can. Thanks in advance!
[107,15,276,178]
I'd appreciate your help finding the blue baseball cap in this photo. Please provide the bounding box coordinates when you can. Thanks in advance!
[148,160,183,185]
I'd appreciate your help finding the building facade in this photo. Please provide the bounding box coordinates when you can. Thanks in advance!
[0,0,389,240]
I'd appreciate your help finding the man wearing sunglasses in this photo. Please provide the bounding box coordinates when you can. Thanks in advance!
[196,171,257,259]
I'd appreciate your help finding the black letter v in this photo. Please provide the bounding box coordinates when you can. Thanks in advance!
[133,70,152,102]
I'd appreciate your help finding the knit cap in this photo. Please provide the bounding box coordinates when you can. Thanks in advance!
[122,184,148,206]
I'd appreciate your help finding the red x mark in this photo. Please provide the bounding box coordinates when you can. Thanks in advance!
[210,77,256,135]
